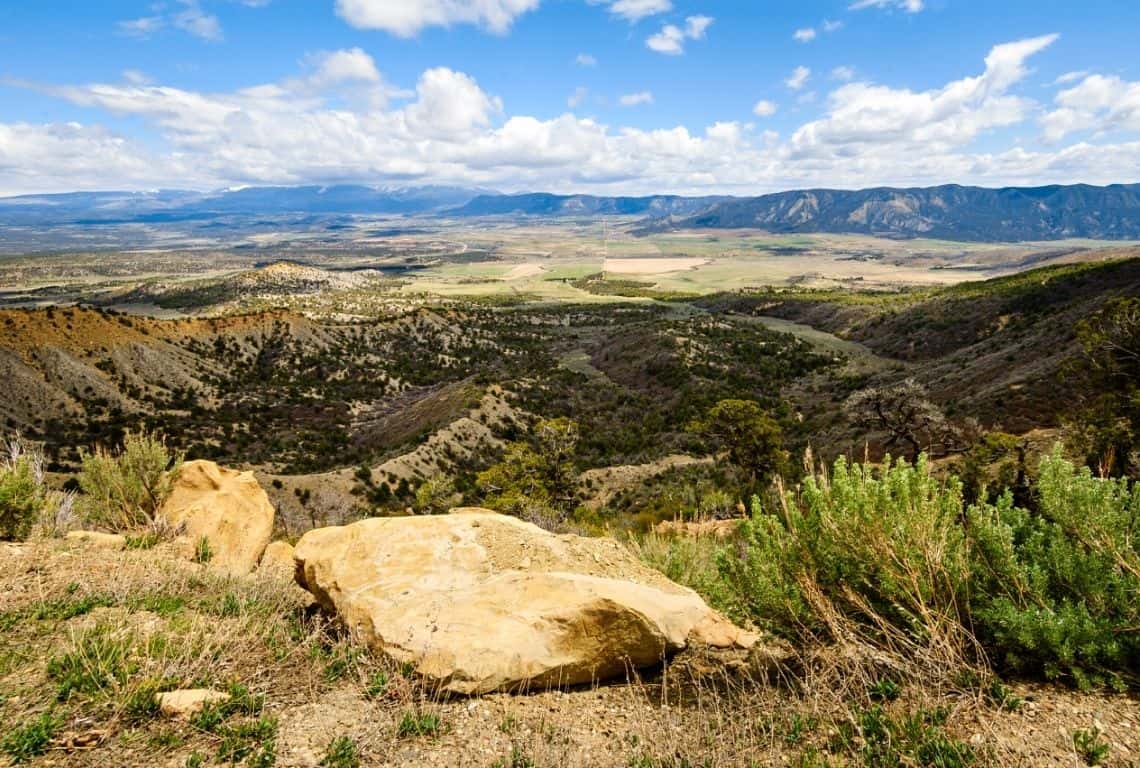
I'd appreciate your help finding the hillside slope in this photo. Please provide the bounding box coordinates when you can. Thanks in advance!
[701,252,1140,433]
[661,183,1140,241]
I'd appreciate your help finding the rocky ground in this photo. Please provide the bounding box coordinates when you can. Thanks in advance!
[2,537,1138,767]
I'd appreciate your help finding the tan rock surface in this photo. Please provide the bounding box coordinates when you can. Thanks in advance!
[64,530,127,550]
[157,689,230,718]
[257,539,296,580]
[160,460,274,576]
[294,510,757,695]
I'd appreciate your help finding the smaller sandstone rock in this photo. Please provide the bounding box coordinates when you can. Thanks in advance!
[65,531,127,550]
[160,460,275,576]
[157,689,230,718]
[258,540,296,580]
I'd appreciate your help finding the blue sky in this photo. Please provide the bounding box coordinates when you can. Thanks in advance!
[2,0,1140,195]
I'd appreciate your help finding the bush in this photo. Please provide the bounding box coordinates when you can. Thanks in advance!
[647,446,1140,689]
[1,437,74,540]
[717,454,971,667]
[0,437,48,541]
[77,430,182,531]
[968,447,1140,689]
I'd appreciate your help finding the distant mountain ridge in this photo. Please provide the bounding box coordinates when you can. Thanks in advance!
[4,182,1140,241]
[0,185,494,225]
[653,183,1140,241]
[447,192,731,218]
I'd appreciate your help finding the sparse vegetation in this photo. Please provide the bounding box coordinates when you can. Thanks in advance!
[77,429,182,530]
[320,735,361,768]
[0,436,74,540]
[396,709,443,739]
[1,712,59,764]
[648,446,1140,689]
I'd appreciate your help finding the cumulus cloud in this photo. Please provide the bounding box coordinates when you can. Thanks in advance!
[793,27,816,43]
[335,0,541,37]
[752,100,778,117]
[10,34,1140,197]
[822,19,843,32]
[789,35,1058,159]
[646,15,712,55]
[785,66,811,90]
[831,66,856,82]
[575,53,597,67]
[1041,73,1140,142]
[850,0,924,12]
[619,91,654,106]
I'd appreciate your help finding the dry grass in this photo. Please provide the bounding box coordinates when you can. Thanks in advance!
[1,540,1137,767]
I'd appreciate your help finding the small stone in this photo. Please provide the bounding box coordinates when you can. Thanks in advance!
[157,689,231,718]
[65,531,127,550]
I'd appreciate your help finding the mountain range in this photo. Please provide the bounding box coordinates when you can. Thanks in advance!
[4,182,1140,241]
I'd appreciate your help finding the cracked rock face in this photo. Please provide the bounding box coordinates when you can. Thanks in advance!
[294,509,757,695]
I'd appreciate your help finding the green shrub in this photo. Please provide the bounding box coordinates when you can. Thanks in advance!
[968,447,1140,688]
[644,445,1140,689]
[78,430,183,531]
[1,712,59,764]
[320,735,360,768]
[396,709,442,739]
[0,439,46,540]
[1073,728,1110,766]
[717,454,970,658]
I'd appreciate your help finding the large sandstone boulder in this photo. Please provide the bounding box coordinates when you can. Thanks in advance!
[294,509,757,695]
[160,460,274,576]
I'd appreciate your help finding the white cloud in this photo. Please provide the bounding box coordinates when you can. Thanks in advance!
[305,48,383,87]
[603,0,671,22]
[850,0,924,12]
[619,91,654,106]
[117,16,165,38]
[173,0,223,41]
[11,34,1140,197]
[335,0,541,37]
[790,35,1058,159]
[116,0,223,42]
[1041,73,1140,142]
[752,99,778,117]
[568,86,589,108]
[404,67,501,137]
[822,19,843,32]
[685,15,713,38]
[1051,70,1088,86]
[646,25,684,54]
[793,27,816,43]
[575,53,597,67]
[831,66,856,82]
[646,15,712,55]
[122,70,152,86]
[785,66,811,90]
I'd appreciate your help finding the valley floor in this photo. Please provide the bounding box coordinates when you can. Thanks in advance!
[2,539,1137,768]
